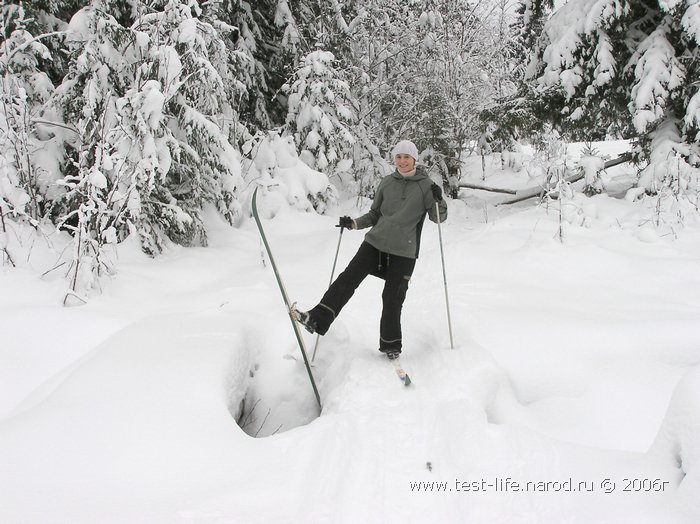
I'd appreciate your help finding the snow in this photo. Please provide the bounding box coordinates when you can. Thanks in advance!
[0,161,30,209]
[2,141,700,523]
[579,154,606,187]
[683,4,700,44]
[630,27,686,133]
[532,0,697,179]
[651,366,700,516]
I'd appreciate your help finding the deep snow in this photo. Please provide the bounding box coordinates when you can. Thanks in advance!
[1,141,700,523]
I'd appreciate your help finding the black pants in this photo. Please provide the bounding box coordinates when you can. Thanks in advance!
[308,241,416,352]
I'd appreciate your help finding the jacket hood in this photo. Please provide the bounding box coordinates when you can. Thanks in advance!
[391,165,431,181]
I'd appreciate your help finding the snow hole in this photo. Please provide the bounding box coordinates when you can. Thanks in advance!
[231,350,320,438]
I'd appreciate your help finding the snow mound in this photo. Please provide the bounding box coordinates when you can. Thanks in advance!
[241,132,337,217]
[0,311,253,522]
[650,366,700,520]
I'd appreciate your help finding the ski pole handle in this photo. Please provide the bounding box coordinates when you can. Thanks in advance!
[337,216,354,229]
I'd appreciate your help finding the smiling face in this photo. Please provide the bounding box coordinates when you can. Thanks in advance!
[394,153,416,174]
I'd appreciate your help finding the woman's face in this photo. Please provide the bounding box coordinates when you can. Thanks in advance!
[394,154,416,173]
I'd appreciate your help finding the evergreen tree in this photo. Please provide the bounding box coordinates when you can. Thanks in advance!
[513,0,553,56]
[526,0,700,190]
[0,3,56,223]
[314,1,402,193]
[478,0,554,154]
[215,0,299,133]
[273,0,382,195]
[284,48,357,182]
[43,0,243,295]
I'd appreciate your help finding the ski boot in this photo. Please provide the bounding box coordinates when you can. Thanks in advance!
[380,348,401,360]
[291,305,319,334]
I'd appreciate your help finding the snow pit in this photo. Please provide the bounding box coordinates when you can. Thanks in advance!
[232,357,321,437]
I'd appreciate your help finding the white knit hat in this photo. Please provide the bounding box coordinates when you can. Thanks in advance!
[391,140,419,161]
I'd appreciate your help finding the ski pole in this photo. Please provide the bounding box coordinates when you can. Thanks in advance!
[436,201,455,349]
[311,226,344,362]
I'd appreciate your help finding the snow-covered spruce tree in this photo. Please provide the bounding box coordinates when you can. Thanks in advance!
[211,0,298,134]
[2,0,73,86]
[526,0,700,193]
[477,0,554,152]
[46,0,243,297]
[0,4,55,244]
[219,0,275,132]
[284,1,384,196]
[145,0,242,234]
[284,48,358,186]
[513,0,553,60]
[197,0,250,145]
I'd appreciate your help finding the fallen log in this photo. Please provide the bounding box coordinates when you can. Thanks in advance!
[457,183,517,195]
[495,152,633,206]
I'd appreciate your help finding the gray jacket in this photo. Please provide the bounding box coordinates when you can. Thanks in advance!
[354,166,447,259]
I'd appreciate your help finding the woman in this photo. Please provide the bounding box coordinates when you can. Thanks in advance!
[294,140,447,359]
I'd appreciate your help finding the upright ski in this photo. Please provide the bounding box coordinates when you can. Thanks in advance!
[252,188,322,410]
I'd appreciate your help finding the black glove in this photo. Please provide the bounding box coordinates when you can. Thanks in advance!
[431,183,443,202]
[337,216,354,229]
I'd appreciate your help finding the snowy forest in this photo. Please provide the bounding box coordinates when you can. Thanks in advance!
[1,0,699,298]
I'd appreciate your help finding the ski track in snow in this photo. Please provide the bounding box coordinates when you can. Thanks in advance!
[2,170,700,522]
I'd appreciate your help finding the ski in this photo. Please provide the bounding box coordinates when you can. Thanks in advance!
[251,187,322,410]
[390,358,412,386]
